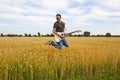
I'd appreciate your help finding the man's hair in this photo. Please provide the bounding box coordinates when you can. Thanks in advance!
[56,14,61,17]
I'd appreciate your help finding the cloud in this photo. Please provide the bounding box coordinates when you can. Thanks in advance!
[94,0,120,9]
[0,0,120,34]
[0,3,25,14]
[39,0,68,9]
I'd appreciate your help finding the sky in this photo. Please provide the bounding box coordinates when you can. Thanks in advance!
[0,0,120,35]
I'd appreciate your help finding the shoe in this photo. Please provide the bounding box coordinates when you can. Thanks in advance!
[44,40,52,45]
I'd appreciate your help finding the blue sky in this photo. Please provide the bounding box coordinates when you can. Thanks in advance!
[0,0,120,35]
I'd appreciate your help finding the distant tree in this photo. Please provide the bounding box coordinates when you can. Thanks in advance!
[96,34,105,37]
[46,34,50,37]
[50,33,54,37]
[73,34,77,37]
[33,35,37,37]
[25,33,27,37]
[69,33,72,37]
[1,33,3,37]
[106,33,111,37]
[7,34,18,37]
[77,34,81,37]
[38,32,41,37]
[28,34,31,37]
[91,35,96,37]
[84,31,91,36]
[18,34,22,37]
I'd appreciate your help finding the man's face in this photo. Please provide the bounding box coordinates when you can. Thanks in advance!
[56,16,61,22]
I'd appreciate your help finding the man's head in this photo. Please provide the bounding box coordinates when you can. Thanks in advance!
[56,14,61,22]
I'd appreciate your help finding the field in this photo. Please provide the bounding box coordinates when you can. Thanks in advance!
[0,37,120,80]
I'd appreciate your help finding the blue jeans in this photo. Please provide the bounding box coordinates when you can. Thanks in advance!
[50,38,69,49]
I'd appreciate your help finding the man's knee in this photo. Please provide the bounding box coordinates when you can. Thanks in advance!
[57,46,62,49]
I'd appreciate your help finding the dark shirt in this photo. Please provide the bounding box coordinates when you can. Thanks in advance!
[53,21,65,32]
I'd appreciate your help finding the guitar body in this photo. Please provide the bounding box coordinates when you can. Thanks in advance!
[54,30,82,42]
[54,32,66,42]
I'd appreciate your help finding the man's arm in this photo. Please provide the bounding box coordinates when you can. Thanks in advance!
[53,28,64,38]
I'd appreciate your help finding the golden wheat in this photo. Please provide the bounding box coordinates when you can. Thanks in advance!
[0,37,120,80]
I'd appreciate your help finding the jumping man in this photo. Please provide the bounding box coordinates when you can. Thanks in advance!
[45,14,69,49]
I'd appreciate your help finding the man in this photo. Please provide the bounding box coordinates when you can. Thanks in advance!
[45,14,69,49]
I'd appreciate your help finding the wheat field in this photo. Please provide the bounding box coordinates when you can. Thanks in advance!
[0,37,120,80]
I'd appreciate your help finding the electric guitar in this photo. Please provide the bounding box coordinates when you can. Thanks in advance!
[54,30,82,42]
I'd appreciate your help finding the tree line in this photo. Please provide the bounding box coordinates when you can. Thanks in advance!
[0,32,120,37]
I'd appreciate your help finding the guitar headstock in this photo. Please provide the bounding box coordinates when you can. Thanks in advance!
[68,30,82,34]
[75,30,82,33]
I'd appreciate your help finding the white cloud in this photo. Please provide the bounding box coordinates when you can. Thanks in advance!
[90,6,120,21]
[0,0,120,34]
[25,6,57,16]
[75,0,88,4]
[35,0,68,9]
[0,0,27,5]
[0,23,11,27]
[0,3,25,14]
[93,0,120,9]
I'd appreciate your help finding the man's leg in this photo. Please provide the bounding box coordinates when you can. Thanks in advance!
[62,38,69,47]
[50,41,63,49]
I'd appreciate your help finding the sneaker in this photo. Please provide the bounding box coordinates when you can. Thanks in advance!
[44,40,52,45]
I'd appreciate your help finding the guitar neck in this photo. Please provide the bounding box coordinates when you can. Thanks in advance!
[67,31,76,34]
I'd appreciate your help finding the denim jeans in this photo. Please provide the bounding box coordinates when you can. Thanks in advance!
[50,38,69,49]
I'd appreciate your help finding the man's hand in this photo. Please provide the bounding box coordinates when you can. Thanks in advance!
[58,34,65,38]
[53,28,65,38]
